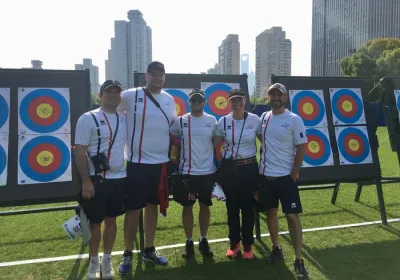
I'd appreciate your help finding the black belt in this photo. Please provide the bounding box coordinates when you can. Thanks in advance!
[234,156,257,166]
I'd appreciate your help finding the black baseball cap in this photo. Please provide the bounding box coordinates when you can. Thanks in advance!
[100,80,122,92]
[147,61,165,73]
[267,83,287,95]
[228,88,245,101]
[189,88,206,100]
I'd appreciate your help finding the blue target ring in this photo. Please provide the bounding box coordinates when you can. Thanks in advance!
[204,83,233,119]
[0,145,6,175]
[19,89,69,133]
[304,128,331,166]
[338,127,370,164]
[291,91,325,127]
[20,135,70,182]
[332,89,363,124]
[0,94,9,130]
[396,93,400,113]
[164,89,189,116]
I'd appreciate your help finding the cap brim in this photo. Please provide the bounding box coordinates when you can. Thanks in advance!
[189,93,206,99]
[103,84,122,91]
[228,95,245,101]
[268,88,286,94]
[147,67,165,73]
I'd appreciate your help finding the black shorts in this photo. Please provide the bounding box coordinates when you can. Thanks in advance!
[172,174,215,207]
[81,176,126,224]
[259,175,303,214]
[125,162,163,210]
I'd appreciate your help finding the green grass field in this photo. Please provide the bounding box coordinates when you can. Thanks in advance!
[0,128,399,280]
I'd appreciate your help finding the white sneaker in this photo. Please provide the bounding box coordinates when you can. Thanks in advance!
[87,260,100,279]
[101,259,114,279]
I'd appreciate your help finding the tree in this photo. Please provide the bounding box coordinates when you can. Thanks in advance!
[91,94,100,106]
[340,38,400,100]
[254,95,269,105]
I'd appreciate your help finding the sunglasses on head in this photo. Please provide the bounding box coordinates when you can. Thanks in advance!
[190,97,205,103]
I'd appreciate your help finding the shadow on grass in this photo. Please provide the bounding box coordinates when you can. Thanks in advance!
[66,242,88,280]
[306,239,400,280]
[0,236,68,247]
[357,201,400,219]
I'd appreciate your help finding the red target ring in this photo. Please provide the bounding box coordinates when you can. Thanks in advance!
[215,141,225,160]
[337,95,357,118]
[343,133,365,158]
[209,90,231,116]
[173,96,188,116]
[28,143,62,174]
[297,96,319,121]
[28,96,61,126]
[306,134,325,159]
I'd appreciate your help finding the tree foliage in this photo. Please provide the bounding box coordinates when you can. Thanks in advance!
[340,38,400,100]
[91,94,100,106]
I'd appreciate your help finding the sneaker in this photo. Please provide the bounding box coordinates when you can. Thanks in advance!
[101,258,114,279]
[226,243,241,258]
[142,247,168,265]
[267,245,284,263]
[242,244,254,260]
[118,250,132,275]
[294,258,309,279]
[182,240,195,258]
[199,238,214,257]
[87,259,100,280]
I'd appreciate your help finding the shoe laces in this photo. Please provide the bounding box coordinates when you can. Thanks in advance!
[88,261,99,273]
[122,255,132,266]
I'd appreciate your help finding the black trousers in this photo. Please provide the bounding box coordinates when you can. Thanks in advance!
[221,161,259,246]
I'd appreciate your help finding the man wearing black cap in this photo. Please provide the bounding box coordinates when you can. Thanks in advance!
[257,83,309,279]
[74,80,127,279]
[117,61,177,273]
[169,88,217,259]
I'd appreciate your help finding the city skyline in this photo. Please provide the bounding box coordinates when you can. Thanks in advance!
[0,0,313,84]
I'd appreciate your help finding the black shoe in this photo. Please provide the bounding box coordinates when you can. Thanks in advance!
[142,247,168,265]
[294,258,309,280]
[267,245,284,263]
[182,240,195,258]
[199,238,214,257]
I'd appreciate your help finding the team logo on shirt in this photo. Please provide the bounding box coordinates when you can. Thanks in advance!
[205,122,212,128]
[164,101,170,106]
[246,124,253,129]
[281,122,289,128]
[226,125,232,130]
[138,97,144,103]
[183,123,188,128]
[100,120,106,125]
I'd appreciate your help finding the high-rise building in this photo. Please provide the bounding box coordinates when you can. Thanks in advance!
[218,34,240,74]
[105,10,152,89]
[248,69,255,97]
[312,0,400,76]
[255,27,292,98]
[241,54,249,74]
[207,63,219,74]
[75,58,100,94]
[31,60,43,69]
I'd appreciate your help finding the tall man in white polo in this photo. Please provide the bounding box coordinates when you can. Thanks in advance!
[117,61,177,274]
[170,88,217,258]
[258,83,309,279]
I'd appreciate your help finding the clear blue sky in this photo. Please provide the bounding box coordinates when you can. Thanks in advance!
[0,0,312,82]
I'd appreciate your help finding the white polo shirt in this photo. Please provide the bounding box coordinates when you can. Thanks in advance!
[215,112,261,159]
[170,113,217,175]
[118,87,177,164]
[75,108,127,179]
[258,109,308,177]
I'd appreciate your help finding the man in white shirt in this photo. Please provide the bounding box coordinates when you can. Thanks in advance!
[258,83,309,279]
[74,80,127,280]
[117,62,177,273]
[170,88,217,259]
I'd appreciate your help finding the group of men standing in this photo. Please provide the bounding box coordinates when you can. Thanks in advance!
[74,61,309,279]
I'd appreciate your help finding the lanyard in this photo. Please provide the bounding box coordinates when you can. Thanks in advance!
[262,113,271,175]
[102,111,119,176]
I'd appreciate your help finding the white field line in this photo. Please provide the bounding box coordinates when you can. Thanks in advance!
[0,218,399,267]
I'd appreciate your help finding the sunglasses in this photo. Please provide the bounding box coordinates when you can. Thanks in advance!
[189,97,206,103]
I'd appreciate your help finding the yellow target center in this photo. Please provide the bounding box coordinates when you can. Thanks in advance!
[342,101,353,112]
[348,139,360,151]
[303,103,314,115]
[37,151,54,167]
[215,97,227,109]
[175,104,180,115]
[308,141,320,154]
[36,103,53,118]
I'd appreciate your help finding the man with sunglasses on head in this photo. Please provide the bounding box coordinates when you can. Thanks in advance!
[258,83,309,279]
[117,61,177,274]
[74,80,126,279]
[170,89,217,259]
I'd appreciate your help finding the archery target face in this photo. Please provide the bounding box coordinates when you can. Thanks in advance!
[394,90,400,121]
[303,127,333,167]
[289,90,327,127]
[330,88,366,125]
[18,88,71,134]
[18,134,72,184]
[0,88,10,135]
[201,82,240,119]
[0,136,8,186]
[335,126,373,165]
[164,89,190,116]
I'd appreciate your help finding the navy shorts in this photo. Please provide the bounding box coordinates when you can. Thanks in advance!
[125,162,162,210]
[259,175,303,214]
[172,174,215,207]
[81,176,126,224]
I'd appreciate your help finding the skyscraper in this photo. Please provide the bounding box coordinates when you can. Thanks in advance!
[75,58,100,94]
[105,10,152,89]
[241,54,249,74]
[218,34,240,74]
[311,0,400,76]
[255,27,292,98]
